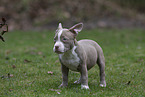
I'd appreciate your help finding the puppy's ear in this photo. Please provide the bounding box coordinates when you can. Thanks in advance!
[58,23,63,30]
[55,23,63,33]
[69,23,83,36]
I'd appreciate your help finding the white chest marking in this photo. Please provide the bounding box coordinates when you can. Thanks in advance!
[59,46,80,71]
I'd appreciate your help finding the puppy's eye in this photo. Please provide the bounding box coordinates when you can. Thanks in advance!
[63,38,67,41]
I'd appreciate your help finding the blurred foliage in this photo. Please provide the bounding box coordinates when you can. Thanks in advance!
[0,0,145,30]
[112,0,145,13]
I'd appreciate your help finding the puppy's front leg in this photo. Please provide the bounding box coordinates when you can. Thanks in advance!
[59,64,69,88]
[80,64,89,89]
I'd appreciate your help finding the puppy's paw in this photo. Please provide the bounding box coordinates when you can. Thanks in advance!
[81,85,89,89]
[100,83,106,87]
[100,81,106,87]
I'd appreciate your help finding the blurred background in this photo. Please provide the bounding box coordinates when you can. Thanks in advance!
[0,0,145,31]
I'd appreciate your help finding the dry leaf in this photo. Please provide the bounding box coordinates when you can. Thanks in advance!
[9,89,13,92]
[5,50,11,55]
[1,75,4,79]
[24,59,31,63]
[38,52,43,55]
[126,81,131,85]
[55,60,59,64]
[0,17,8,42]
[8,73,14,78]
[48,71,53,75]
[12,65,16,69]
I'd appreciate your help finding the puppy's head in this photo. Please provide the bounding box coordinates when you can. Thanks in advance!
[53,23,83,54]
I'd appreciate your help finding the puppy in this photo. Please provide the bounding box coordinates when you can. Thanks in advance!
[53,23,106,89]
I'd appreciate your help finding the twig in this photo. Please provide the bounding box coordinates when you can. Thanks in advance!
[0,17,8,42]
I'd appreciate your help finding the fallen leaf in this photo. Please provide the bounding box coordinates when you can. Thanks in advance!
[8,73,10,78]
[9,89,13,92]
[8,73,14,78]
[0,17,8,42]
[24,59,31,63]
[136,58,144,63]
[43,56,46,58]
[30,51,36,55]
[5,50,11,55]
[139,69,143,74]
[126,81,131,85]
[55,60,59,64]
[1,75,5,79]
[49,89,55,91]
[48,71,53,75]
[12,58,16,60]
[38,52,43,55]
[29,81,35,85]
[10,74,14,77]
[12,65,16,69]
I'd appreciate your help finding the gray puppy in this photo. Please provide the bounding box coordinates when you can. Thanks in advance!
[53,23,106,89]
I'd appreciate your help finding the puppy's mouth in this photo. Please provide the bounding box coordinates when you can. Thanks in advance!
[54,50,64,54]
[54,48,70,54]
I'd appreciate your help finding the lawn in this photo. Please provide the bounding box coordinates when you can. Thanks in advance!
[0,29,145,97]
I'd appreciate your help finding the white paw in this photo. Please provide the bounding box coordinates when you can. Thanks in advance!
[81,85,89,89]
[100,83,106,87]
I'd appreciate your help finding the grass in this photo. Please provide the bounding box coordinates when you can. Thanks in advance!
[0,28,145,97]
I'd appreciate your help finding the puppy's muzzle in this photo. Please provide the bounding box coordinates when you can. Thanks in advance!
[54,46,63,54]
[55,46,59,50]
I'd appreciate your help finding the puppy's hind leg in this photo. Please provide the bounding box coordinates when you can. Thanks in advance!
[97,52,106,87]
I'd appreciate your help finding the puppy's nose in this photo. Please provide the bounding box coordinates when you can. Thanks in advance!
[55,46,59,49]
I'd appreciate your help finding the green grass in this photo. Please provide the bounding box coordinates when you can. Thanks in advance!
[0,29,145,97]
